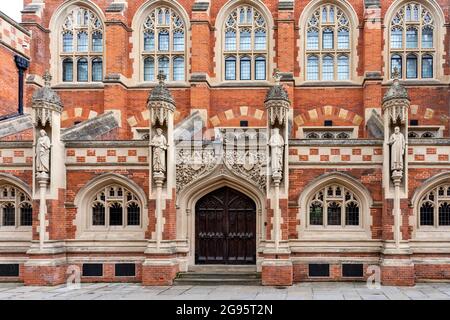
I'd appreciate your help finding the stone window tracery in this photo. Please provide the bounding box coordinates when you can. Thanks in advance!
[305,4,351,81]
[60,6,104,83]
[308,184,360,228]
[389,2,435,79]
[142,7,186,82]
[90,185,141,228]
[223,5,268,81]
[0,185,32,228]
[419,184,450,227]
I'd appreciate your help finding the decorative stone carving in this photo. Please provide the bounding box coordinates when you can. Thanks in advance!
[176,148,216,192]
[176,145,267,193]
[382,68,410,125]
[388,126,406,173]
[265,69,290,126]
[224,150,266,192]
[32,72,63,127]
[36,129,51,174]
[151,128,168,174]
[269,128,284,177]
[148,71,175,126]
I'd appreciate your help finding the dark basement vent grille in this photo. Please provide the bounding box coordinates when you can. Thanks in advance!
[115,263,136,277]
[342,264,364,277]
[82,264,103,277]
[0,264,19,277]
[308,264,330,277]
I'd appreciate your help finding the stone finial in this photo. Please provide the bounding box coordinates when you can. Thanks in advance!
[157,70,167,84]
[43,70,52,87]
[32,72,62,107]
[148,70,175,106]
[273,68,282,86]
[383,67,409,104]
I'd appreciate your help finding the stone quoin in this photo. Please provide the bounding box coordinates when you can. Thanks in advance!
[0,0,449,287]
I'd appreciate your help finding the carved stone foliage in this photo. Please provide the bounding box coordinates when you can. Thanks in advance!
[176,148,216,192]
[176,145,267,193]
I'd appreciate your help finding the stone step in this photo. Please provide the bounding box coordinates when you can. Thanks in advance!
[174,278,261,286]
[174,265,261,286]
[188,265,257,273]
[177,272,261,280]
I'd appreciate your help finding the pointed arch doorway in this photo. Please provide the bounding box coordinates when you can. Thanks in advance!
[195,187,257,265]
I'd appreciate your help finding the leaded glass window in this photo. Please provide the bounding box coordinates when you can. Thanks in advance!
[305,4,351,81]
[389,3,435,79]
[308,185,361,227]
[223,5,268,81]
[60,6,103,83]
[142,7,186,81]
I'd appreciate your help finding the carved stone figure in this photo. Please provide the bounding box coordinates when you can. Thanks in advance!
[388,126,406,172]
[269,128,284,175]
[151,128,168,173]
[36,129,51,174]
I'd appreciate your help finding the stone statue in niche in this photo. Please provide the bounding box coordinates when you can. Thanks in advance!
[151,128,168,173]
[388,126,406,172]
[269,128,284,176]
[36,129,51,174]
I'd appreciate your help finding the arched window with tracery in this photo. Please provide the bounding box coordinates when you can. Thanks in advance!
[308,184,360,227]
[90,185,141,228]
[419,184,450,227]
[0,185,32,228]
[389,2,435,79]
[142,7,186,82]
[305,4,351,81]
[223,5,268,81]
[60,6,104,83]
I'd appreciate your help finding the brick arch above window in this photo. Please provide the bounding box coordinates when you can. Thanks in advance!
[294,106,363,127]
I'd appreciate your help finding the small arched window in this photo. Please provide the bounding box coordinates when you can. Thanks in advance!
[419,184,450,227]
[60,6,103,83]
[223,5,268,81]
[0,185,32,227]
[389,3,435,79]
[90,185,141,228]
[305,4,352,81]
[141,6,186,82]
[308,184,361,227]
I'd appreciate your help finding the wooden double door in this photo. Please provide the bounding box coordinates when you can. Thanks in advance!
[195,187,256,265]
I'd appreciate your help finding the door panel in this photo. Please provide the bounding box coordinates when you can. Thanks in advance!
[195,187,256,265]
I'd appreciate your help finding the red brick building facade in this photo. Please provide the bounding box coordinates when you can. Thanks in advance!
[0,0,449,286]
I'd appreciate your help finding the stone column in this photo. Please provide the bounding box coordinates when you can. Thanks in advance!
[380,70,414,286]
[261,70,292,286]
[24,72,67,286]
[142,71,182,285]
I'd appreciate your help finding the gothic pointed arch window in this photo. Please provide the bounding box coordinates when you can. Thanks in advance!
[419,184,450,227]
[305,4,352,81]
[0,185,32,228]
[90,185,141,228]
[222,5,268,81]
[389,2,435,79]
[141,6,186,82]
[307,184,361,228]
[59,6,104,83]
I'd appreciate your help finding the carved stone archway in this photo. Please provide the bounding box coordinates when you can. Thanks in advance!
[176,163,267,270]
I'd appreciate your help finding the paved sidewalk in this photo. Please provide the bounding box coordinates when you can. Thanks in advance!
[0,282,449,300]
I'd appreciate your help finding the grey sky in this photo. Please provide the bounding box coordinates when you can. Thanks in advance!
[0,2,23,22]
